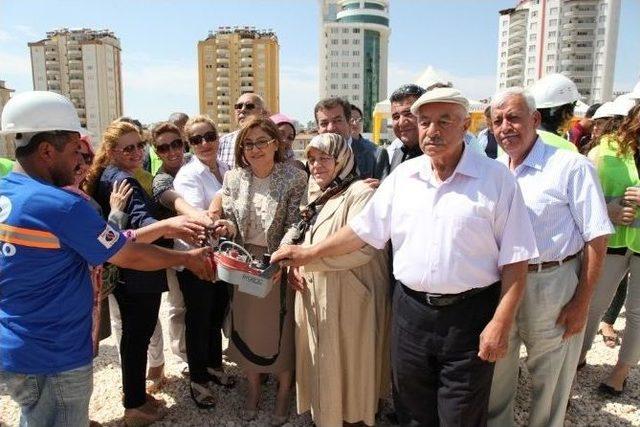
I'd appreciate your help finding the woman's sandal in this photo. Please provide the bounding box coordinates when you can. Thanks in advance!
[189,381,216,409]
[207,367,237,389]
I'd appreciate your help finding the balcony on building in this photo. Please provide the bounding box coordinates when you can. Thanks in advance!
[69,77,84,85]
[240,37,253,46]
[216,76,229,83]
[240,83,254,92]
[216,67,229,76]
[218,113,230,121]
[45,49,57,57]
[68,59,83,69]
[216,48,229,55]
[240,57,252,65]
[70,87,84,95]
[216,85,229,92]
[564,8,597,19]
[217,94,230,103]
[240,75,253,82]
[44,39,57,46]
[216,57,229,64]
[240,47,253,55]
[66,38,79,46]
[240,65,253,72]
[45,61,60,69]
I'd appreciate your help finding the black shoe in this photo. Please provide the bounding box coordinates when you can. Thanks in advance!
[598,378,627,397]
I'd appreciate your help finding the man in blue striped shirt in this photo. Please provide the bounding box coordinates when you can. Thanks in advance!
[487,87,614,427]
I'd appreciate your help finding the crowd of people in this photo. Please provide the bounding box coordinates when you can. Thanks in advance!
[1,73,640,427]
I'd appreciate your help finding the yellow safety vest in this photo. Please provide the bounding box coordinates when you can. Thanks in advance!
[590,135,640,251]
[537,130,578,152]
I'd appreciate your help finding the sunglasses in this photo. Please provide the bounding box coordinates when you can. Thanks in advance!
[80,153,94,164]
[243,139,274,152]
[154,138,184,154]
[116,141,146,155]
[188,131,217,146]
[234,102,256,111]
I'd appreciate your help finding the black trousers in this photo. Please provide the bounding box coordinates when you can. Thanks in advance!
[391,283,500,427]
[177,270,230,384]
[113,286,162,409]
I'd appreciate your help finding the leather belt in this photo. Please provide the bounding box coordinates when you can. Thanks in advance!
[400,281,499,307]
[528,251,580,273]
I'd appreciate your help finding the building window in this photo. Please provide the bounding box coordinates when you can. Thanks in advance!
[352,61,359,67]
[342,28,349,33]
[342,61,349,67]
[331,28,338,34]
[342,72,349,78]
[597,28,605,35]
[353,28,360,33]
[529,33,537,41]
[546,66,554,72]
[546,54,554,60]
[549,19,557,26]
[550,7,558,15]
[342,39,349,45]
[547,42,556,49]
[331,39,339,45]
[352,72,360,78]
[527,79,534,85]
[529,45,536,52]
[531,11,538,17]
[529,22,537,30]
[342,84,348,89]
[597,40,604,47]
[528,56,535,63]
[331,84,338,90]
[352,50,360,56]
[352,84,359,89]
[548,31,556,37]
[353,39,360,45]
[353,95,359,100]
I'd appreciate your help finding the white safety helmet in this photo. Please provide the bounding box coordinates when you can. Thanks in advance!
[629,81,640,101]
[0,91,84,147]
[529,73,581,109]
[591,102,616,120]
[611,95,636,117]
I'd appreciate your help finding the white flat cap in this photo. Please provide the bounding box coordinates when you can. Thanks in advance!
[410,87,470,115]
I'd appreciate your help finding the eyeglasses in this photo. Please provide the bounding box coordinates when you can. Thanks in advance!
[234,102,256,111]
[307,155,335,166]
[154,138,184,154]
[242,139,274,151]
[116,141,146,155]
[188,131,217,146]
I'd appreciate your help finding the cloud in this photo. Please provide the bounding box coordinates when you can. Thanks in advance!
[279,62,319,123]
[120,55,198,124]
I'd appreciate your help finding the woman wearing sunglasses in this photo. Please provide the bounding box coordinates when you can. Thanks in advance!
[216,116,307,425]
[172,115,236,409]
[84,120,205,425]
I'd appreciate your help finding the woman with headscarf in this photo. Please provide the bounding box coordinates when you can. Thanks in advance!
[291,133,391,427]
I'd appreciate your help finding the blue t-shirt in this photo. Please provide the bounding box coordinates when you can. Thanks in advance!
[0,172,126,374]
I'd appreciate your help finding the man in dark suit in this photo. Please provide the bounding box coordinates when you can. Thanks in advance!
[388,84,426,172]
[314,97,388,181]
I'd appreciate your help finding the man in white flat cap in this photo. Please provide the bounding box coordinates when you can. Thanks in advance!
[272,87,538,426]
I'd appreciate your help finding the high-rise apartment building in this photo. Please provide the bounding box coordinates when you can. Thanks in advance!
[198,27,279,134]
[28,28,123,144]
[0,80,15,159]
[496,0,620,103]
[319,0,390,131]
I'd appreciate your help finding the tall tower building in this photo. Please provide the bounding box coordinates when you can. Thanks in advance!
[0,80,16,159]
[319,0,390,131]
[28,28,123,144]
[496,0,621,103]
[198,27,279,134]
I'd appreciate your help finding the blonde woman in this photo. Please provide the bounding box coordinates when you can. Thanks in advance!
[84,121,203,425]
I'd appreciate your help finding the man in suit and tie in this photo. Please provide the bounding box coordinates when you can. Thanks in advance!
[388,84,426,172]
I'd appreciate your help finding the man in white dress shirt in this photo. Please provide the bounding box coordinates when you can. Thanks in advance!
[273,88,538,426]
[487,88,613,427]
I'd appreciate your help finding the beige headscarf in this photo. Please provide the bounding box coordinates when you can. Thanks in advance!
[305,132,357,202]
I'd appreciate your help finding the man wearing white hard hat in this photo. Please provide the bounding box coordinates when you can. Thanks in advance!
[0,91,214,426]
[487,87,613,427]
[529,73,580,152]
[272,88,538,425]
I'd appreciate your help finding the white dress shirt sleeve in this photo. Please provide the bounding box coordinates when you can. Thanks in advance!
[174,168,206,211]
[348,173,395,250]
[493,171,540,266]
[566,158,615,242]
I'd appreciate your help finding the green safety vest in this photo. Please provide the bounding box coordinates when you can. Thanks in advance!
[496,130,578,157]
[537,130,578,152]
[0,157,14,178]
[149,148,163,176]
[590,135,640,251]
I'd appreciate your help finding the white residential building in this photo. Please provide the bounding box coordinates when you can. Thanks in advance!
[496,0,620,103]
[29,28,123,144]
[319,0,390,131]
[0,80,15,158]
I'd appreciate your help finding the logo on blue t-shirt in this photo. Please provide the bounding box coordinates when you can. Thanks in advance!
[0,195,11,222]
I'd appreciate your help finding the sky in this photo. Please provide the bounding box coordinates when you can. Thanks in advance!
[1,0,639,125]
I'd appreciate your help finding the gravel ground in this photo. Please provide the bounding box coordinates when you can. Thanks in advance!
[1,296,638,426]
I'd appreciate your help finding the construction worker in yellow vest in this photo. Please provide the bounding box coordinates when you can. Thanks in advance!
[529,73,579,152]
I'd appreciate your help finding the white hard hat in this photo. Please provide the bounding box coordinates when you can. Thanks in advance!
[529,73,581,109]
[592,102,615,120]
[611,96,636,117]
[629,81,640,100]
[0,91,84,146]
